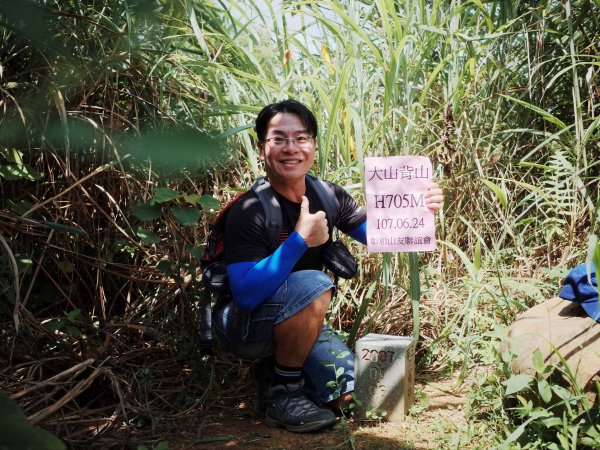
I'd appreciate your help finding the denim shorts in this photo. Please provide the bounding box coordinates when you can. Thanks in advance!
[213,270,355,405]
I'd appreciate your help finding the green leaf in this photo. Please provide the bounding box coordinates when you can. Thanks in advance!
[0,163,44,181]
[501,94,569,130]
[153,187,181,203]
[172,206,201,226]
[156,260,175,277]
[43,221,87,236]
[66,309,82,322]
[215,123,253,140]
[504,374,533,396]
[335,366,345,378]
[532,349,545,374]
[481,178,507,209]
[7,199,33,216]
[154,441,169,450]
[335,351,351,359]
[6,148,24,164]
[45,319,64,332]
[541,417,563,427]
[131,202,161,221]
[198,195,220,211]
[0,393,66,449]
[473,240,481,273]
[183,194,201,205]
[16,256,33,270]
[137,228,160,244]
[65,325,82,337]
[536,379,552,404]
[587,234,600,284]
[557,434,569,449]
[550,384,572,400]
[186,246,204,259]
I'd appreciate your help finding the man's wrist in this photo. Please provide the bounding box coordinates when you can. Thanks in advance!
[288,230,309,250]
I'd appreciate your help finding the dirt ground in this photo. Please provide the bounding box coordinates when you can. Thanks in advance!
[169,374,468,450]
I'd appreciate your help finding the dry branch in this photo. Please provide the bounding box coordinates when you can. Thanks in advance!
[11,358,95,400]
[28,365,105,425]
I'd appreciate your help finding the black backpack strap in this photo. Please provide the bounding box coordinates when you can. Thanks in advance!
[306,174,344,297]
[251,177,283,251]
[305,174,340,236]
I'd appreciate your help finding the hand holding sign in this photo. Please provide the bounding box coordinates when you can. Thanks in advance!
[425,182,444,211]
[365,156,437,253]
[296,196,328,247]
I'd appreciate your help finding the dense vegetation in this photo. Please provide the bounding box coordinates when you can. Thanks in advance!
[0,0,598,448]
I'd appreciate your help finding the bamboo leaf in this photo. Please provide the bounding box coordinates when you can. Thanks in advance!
[501,95,569,131]
[409,252,420,341]
[441,240,476,280]
[473,240,481,273]
[481,178,508,209]
[185,0,210,54]
[216,124,253,140]
[43,221,87,236]
[586,234,600,278]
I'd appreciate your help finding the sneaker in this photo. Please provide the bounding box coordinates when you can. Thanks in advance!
[264,381,337,433]
[253,356,274,412]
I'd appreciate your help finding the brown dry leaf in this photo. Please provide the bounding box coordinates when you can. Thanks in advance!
[282,49,292,67]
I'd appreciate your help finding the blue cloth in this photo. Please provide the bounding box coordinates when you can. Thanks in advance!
[213,270,354,405]
[559,263,599,322]
[348,221,367,245]
[227,231,308,311]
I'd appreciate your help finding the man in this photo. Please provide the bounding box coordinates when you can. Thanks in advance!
[213,100,444,433]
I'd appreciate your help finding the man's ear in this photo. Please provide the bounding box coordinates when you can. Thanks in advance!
[258,143,265,160]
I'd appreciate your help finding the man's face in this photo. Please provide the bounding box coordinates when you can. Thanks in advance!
[259,112,316,185]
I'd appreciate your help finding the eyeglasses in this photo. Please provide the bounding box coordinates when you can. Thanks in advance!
[264,136,314,148]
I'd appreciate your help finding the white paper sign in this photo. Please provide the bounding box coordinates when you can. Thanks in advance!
[365,156,436,253]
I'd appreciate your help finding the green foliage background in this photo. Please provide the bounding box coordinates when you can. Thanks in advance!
[0,0,598,448]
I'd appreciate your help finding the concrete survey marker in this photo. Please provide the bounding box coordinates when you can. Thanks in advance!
[354,334,416,422]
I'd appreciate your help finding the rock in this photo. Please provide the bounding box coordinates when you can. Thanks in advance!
[505,297,600,400]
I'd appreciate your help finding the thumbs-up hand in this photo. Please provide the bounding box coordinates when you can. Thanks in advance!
[295,196,329,247]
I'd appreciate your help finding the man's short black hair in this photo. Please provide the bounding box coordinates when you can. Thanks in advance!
[255,100,318,142]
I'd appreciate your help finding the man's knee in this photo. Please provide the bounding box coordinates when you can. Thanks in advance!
[280,270,334,321]
[307,288,332,316]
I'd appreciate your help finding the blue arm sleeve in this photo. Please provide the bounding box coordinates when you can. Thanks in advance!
[227,231,308,311]
[347,221,367,245]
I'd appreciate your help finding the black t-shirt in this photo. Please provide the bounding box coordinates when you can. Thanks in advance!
[224,179,366,272]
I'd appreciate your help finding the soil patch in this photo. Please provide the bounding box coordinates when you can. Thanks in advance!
[166,375,468,449]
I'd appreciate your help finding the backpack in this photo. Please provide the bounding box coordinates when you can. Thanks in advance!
[197,174,340,351]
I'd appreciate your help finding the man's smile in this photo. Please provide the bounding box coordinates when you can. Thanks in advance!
[280,159,303,165]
